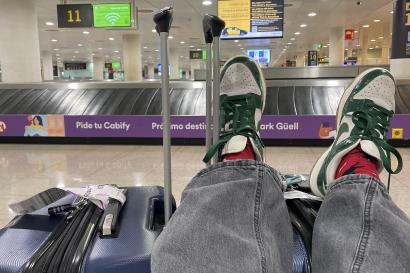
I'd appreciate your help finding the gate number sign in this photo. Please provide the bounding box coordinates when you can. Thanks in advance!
[57,4,93,28]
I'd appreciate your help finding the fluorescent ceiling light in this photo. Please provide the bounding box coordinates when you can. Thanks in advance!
[78,43,83,47]
[308,12,317,17]
[114,50,119,53]
[294,32,301,35]
[98,48,103,50]
[45,21,55,26]
[202,0,212,6]
[370,39,376,42]
[108,37,115,40]
[151,29,156,33]
[362,25,370,28]
[300,24,307,28]
[373,19,381,22]
[168,36,173,39]
[51,39,58,42]
[180,41,185,44]
[290,37,295,41]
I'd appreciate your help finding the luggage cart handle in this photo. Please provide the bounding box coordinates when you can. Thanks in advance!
[153,7,173,33]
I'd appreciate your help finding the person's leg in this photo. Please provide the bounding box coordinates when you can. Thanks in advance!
[309,68,410,273]
[151,56,293,273]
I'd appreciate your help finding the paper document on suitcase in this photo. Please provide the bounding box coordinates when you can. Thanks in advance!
[65,184,127,209]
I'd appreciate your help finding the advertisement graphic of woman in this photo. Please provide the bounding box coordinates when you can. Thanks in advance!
[32,116,43,127]
[0,121,6,133]
[24,115,48,137]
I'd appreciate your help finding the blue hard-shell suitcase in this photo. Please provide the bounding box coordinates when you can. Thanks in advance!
[0,186,171,273]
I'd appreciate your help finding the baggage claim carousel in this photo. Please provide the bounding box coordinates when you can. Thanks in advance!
[0,66,409,145]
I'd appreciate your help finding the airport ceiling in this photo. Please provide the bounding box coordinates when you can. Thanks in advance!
[36,0,395,66]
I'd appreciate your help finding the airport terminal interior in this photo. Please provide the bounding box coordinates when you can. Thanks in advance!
[0,0,410,272]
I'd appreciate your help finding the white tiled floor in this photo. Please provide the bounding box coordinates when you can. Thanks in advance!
[0,144,409,226]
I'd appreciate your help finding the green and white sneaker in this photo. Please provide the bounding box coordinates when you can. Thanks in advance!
[310,68,403,197]
[203,56,266,163]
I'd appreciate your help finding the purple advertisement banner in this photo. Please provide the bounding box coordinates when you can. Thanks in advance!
[0,115,409,140]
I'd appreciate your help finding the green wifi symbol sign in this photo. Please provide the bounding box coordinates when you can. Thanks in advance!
[105,12,121,25]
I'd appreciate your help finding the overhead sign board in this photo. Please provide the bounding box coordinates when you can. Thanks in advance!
[392,0,410,58]
[64,63,87,70]
[219,0,284,40]
[93,3,132,27]
[308,51,318,66]
[189,51,206,60]
[345,29,355,40]
[247,49,271,64]
[57,4,93,28]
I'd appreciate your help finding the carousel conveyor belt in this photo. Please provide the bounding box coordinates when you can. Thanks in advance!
[0,81,410,116]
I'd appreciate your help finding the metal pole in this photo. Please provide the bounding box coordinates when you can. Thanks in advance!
[212,38,220,164]
[205,43,213,166]
[160,32,172,224]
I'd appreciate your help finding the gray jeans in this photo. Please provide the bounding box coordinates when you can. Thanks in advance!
[152,160,410,273]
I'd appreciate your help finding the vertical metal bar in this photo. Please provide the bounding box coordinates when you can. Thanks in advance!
[160,32,172,224]
[212,38,221,164]
[205,43,213,166]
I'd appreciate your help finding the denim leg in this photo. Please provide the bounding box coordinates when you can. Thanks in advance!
[152,160,293,273]
[312,174,410,273]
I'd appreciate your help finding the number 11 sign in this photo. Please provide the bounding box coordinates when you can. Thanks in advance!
[57,4,93,28]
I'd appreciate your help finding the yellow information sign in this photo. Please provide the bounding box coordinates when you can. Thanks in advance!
[219,0,251,33]
[219,0,284,40]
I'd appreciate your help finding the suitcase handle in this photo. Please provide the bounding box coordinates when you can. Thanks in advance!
[202,15,225,164]
[153,7,173,33]
[147,196,176,231]
[202,15,213,44]
[205,15,225,38]
[153,7,174,224]
[202,15,214,165]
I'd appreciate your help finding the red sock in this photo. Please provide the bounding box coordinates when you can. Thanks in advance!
[335,145,380,180]
[222,139,256,161]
